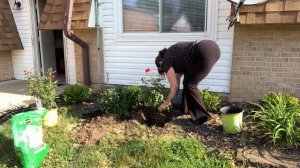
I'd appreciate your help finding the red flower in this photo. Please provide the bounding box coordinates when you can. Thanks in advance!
[145,67,151,73]
[51,74,56,79]
[24,70,29,76]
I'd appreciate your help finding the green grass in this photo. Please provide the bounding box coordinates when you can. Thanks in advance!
[1,106,237,168]
[99,136,234,168]
[0,120,21,168]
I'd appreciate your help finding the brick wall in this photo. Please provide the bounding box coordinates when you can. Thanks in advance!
[73,29,104,89]
[230,24,300,102]
[238,0,300,24]
[0,50,14,81]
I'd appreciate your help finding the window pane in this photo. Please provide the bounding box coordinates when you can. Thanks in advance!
[162,0,206,32]
[123,0,159,32]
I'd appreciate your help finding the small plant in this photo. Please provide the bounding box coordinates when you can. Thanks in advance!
[140,68,168,108]
[98,86,142,115]
[98,88,120,114]
[248,92,300,147]
[62,84,93,104]
[200,89,222,112]
[24,68,57,109]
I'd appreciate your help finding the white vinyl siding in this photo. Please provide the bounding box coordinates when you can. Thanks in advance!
[102,0,233,93]
[9,0,35,80]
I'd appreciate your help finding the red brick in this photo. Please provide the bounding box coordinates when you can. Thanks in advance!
[281,11,298,23]
[266,0,285,12]
[285,0,300,11]
[266,12,282,23]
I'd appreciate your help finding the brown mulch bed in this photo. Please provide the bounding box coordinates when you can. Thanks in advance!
[69,100,300,167]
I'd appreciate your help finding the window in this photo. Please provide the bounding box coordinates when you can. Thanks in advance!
[122,0,207,33]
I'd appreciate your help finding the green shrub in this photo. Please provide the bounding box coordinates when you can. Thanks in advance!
[249,92,300,147]
[25,68,57,109]
[200,89,222,112]
[141,77,168,108]
[62,84,93,104]
[98,86,142,115]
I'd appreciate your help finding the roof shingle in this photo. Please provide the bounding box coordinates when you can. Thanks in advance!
[38,0,91,30]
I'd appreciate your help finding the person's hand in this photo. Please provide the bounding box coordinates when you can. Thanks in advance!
[158,102,169,112]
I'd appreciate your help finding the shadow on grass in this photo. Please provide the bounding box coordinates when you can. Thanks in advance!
[0,132,21,167]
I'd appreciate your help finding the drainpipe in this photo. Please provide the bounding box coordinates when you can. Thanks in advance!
[95,0,102,87]
[64,0,91,85]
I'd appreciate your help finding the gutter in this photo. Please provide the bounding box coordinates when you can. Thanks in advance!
[95,0,102,86]
[64,0,91,85]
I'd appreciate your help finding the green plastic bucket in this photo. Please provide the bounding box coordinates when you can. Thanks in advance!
[11,109,49,168]
[220,106,244,134]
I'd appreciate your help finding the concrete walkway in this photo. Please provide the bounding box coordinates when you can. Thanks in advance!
[0,80,66,112]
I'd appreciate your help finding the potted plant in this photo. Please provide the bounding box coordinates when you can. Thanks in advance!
[24,68,58,127]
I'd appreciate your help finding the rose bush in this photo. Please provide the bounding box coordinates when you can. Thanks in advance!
[140,68,168,108]
[24,68,58,109]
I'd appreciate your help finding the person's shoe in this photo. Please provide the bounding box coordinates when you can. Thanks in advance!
[188,116,211,126]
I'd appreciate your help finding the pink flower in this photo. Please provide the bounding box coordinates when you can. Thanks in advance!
[51,74,55,79]
[24,69,29,76]
[145,67,151,74]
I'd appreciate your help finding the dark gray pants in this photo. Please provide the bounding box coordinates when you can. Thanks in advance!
[181,40,221,121]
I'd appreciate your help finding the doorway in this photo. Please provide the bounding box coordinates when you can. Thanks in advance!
[35,0,66,84]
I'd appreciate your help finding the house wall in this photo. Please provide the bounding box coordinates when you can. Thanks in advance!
[8,0,35,79]
[101,0,234,93]
[74,29,102,88]
[0,50,14,81]
[230,24,300,102]
[63,35,77,84]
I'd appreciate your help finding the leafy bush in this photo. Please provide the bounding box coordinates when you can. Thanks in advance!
[98,86,142,115]
[24,68,57,109]
[200,89,222,112]
[62,84,93,104]
[140,77,168,108]
[249,92,300,147]
[98,88,120,114]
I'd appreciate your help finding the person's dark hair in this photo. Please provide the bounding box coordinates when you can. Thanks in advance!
[155,48,167,75]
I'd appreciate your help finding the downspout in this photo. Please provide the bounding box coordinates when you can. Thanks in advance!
[95,0,102,87]
[64,0,91,85]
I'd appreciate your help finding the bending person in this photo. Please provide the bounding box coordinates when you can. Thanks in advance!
[155,40,221,125]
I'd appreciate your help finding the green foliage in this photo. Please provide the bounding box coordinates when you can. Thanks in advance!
[25,68,57,109]
[200,89,222,112]
[141,77,168,108]
[249,92,300,147]
[70,146,108,168]
[62,84,93,104]
[98,86,142,115]
[41,107,79,168]
[101,136,233,168]
[0,123,21,167]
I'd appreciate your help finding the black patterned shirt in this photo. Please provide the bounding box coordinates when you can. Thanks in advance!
[161,42,194,73]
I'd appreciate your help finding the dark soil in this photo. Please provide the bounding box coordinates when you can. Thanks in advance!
[140,106,171,127]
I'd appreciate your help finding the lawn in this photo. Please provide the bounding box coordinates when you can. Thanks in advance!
[0,106,238,168]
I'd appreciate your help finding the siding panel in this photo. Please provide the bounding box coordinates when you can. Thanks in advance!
[9,0,35,79]
[102,0,234,93]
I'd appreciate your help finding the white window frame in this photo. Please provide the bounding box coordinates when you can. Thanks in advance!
[114,0,218,41]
